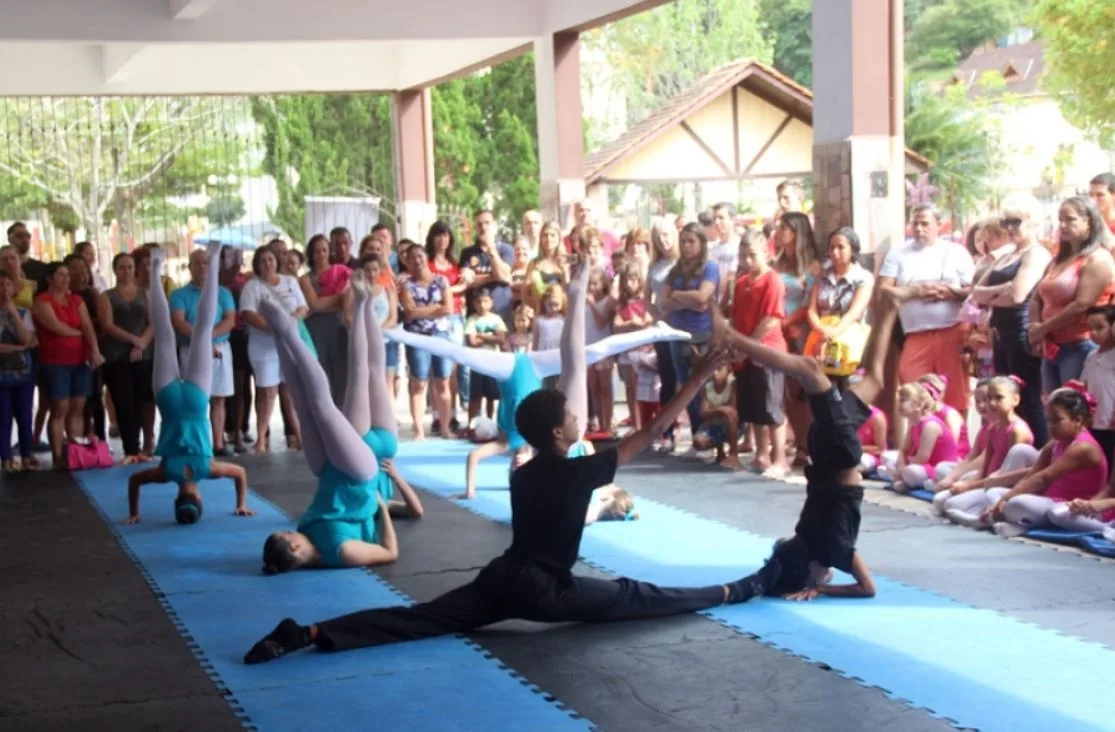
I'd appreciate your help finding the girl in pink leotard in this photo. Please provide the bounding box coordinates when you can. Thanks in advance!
[878,381,958,492]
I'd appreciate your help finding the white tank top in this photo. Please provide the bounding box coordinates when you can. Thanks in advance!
[534,315,564,351]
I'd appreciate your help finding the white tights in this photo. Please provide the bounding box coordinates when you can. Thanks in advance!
[386,322,691,382]
[934,443,1040,517]
[1047,504,1114,533]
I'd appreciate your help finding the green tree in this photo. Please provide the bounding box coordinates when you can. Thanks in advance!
[587,0,773,127]
[0,96,235,243]
[906,0,1026,72]
[205,191,247,227]
[904,80,1010,220]
[251,94,395,238]
[760,0,813,87]
[1032,0,1115,147]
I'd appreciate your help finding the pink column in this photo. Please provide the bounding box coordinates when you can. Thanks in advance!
[535,31,585,228]
[392,88,437,242]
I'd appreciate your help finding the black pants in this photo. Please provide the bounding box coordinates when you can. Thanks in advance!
[654,341,678,440]
[84,367,106,441]
[314,557,724,652]
[103,360,154,456]
[993,330,1048,446]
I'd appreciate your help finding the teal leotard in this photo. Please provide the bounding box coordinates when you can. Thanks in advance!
[297,428,397,567]
[497,353,543,450]
[363,427,398,503]
[154,380,213,484]
[567,440,589,458]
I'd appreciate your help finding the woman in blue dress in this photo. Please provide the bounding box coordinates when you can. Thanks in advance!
[260,273,424,574]
[388,256,692,499]
[123,244,253,525]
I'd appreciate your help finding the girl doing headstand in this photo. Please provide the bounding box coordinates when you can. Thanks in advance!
[124,245,252,525]
[260,274,424,573]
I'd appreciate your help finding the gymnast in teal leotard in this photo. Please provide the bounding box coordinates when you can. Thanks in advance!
[386,233,691,500]
[260,273,424,574]
[124,244,252,525]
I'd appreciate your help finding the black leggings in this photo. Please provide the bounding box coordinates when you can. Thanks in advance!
[654,341,678,440]
[315,557,724,652]
[103,360,154,456]
[992,330,1048,446]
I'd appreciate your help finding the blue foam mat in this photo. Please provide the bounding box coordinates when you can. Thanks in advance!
[395,440,1115,732]
[1078,535,1115,558]
[1023,527,1100,545]
[73,465,593,732]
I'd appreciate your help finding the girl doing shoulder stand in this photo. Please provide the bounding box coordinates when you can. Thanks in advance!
[260,273,424,573]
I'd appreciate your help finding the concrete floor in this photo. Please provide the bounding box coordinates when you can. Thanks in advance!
[3,405,1113,731]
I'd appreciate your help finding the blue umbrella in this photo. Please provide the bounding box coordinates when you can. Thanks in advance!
[193,227,258,248]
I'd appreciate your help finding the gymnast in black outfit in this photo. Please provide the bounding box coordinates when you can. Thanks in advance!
[706,288,907,600]
[244,344,781,664]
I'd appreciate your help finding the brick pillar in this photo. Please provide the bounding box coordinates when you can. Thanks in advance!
[392,88,437,243]
[535,32,585,229]
[811,0,905,258]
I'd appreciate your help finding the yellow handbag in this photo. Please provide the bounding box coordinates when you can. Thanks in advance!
[804,316,870,377]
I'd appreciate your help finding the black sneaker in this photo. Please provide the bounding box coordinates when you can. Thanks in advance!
[431,419,441,436]
[243,618,313,665]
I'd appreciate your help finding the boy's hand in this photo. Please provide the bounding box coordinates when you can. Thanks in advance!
[692,345,731,375]
[785,588,820,602]
[233,506,256,517]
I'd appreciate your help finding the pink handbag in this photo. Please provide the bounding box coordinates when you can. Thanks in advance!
[65,437,114,471]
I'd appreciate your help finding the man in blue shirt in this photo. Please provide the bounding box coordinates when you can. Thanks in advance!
[170,248,238,457]
[459,209,515,324]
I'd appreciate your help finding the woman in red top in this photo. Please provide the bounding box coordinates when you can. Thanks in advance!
[32,262,104,466]
[1029,197,1115,392]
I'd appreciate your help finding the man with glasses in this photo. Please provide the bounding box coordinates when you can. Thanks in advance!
[877,204,975,413]
[7,222,47,292]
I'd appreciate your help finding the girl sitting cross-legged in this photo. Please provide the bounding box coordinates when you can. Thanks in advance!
[928,379,992,488]
[944,382,1108,537]
[878,381,959,492]
[933,375,1035,516]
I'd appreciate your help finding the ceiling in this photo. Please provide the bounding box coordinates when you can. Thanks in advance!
[0,0,666,95]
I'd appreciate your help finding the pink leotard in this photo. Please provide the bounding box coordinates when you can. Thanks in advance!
[1045,430,1109,506]
[982,417,1033,476]
[905,414,959,477]
[937,405,970,460]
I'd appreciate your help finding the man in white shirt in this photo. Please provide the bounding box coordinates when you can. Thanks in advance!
[709,203,738,302]
[877,204,975,412]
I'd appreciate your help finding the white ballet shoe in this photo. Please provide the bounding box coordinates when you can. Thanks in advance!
[257,293,296,338]
[650,321,692,342]
[349,269,370,300]
[992,522,1026,538]
[946,508,988,530]
[150,247,168,272]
